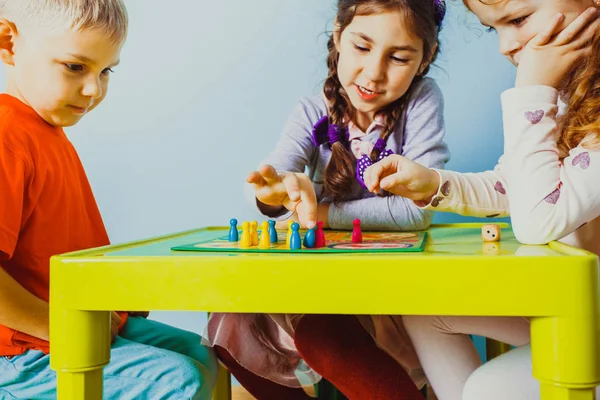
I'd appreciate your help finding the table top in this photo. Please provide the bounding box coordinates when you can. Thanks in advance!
[50,223,598,317]
[58,223,579,259]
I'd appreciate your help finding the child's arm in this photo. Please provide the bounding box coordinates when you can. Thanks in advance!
[246,97,322,222]
[501,9,600,244]
[0,269,121,342]
[501,86,600,244]
[0,145,50,339]
[327,78,451,230]
[364,155,510,220]
[0,266,49,340]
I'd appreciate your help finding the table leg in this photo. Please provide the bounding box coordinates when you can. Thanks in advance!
[212,364,232,400]
[532,317,600,400]
[50,309,111,400]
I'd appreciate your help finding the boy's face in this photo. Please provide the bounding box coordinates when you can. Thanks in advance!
[8,27,122,127]
[335,12,425,124]
[466,0,595,66]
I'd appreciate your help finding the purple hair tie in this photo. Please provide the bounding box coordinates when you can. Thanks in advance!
[328,124,346,146]
[434,0,446,27]
[312,115,348,148]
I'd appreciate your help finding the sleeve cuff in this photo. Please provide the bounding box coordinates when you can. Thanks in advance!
[501,86,558,109]
[415,169,444,209]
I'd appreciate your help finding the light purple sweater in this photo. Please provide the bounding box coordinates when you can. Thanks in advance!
[253,77,450,231]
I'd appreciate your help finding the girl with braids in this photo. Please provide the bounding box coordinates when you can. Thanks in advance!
[204,1,449,399]
[364,1,600,399]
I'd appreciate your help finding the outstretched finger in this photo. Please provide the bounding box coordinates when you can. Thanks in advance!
[282,173,301,202]
[298,181,318,229]
[246,170,267,186]
[259,165,282,185]
[571,14,600,49]
[555,7,598,45]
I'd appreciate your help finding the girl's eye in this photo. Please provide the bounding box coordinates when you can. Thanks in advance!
[391,56,409,64]
[509,15,529,27]
[65,63,84,72]
[101,68,114,76]
[486,26,497,33]
[353,44,369,52]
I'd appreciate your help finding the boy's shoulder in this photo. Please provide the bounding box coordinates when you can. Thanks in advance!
[0,96,49,155]
[0,101,30,145]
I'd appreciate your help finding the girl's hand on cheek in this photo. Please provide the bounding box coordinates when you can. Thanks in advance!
[516,8,600,89]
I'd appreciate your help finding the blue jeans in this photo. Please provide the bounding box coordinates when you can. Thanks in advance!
[0,316,217,399]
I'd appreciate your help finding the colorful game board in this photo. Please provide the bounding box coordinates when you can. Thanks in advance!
[171,230,428,253]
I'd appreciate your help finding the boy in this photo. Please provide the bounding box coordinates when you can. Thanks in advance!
[0,1,217,398]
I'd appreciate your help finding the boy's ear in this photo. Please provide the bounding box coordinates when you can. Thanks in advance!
[0,19,16,66]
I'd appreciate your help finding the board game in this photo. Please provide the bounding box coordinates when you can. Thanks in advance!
[171,230,428,253]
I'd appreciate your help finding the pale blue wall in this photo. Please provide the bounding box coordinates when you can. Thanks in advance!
[0,2,515,335]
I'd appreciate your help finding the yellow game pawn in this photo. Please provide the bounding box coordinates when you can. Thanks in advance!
[286,220,294,249]
[240,221,251,249]
[250,220,258,246]
[259,221,271,249]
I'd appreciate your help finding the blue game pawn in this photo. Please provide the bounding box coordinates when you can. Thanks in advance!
[290,222,301,250]
[268,220,278,244]
[228,218,239,242]
[304,227,316,249]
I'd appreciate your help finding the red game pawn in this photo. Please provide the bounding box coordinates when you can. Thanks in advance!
[352,219,362,243]
[315,221,326,248]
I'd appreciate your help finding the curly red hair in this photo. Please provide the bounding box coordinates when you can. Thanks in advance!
[557,31,600,157]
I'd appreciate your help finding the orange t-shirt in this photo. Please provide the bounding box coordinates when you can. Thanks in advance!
[0,94,122,356]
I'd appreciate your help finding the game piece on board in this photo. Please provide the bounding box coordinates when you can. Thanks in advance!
[315,221,326,248]
[228,218,239,242]
[290,222,301,250]
[352,218,363,243]
[250,220,258,246]
[482,224,501,242]
[286,220,294,248]
[268,220,278,244]
[171,229,428,254]
[304,227,316,248]
[240,221,251,248]
[259,221,271,249]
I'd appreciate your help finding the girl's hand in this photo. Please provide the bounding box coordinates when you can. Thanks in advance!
[247,165,317,229]
[515,7,600,89]
[364,155,440,203]
[275,203,330,230]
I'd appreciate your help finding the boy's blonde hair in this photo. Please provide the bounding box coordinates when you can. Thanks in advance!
[0,0,128,43]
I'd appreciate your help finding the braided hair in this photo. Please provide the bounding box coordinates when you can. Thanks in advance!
[323,0,444,201]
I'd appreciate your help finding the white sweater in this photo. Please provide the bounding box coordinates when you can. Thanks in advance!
[422,85,600,255]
